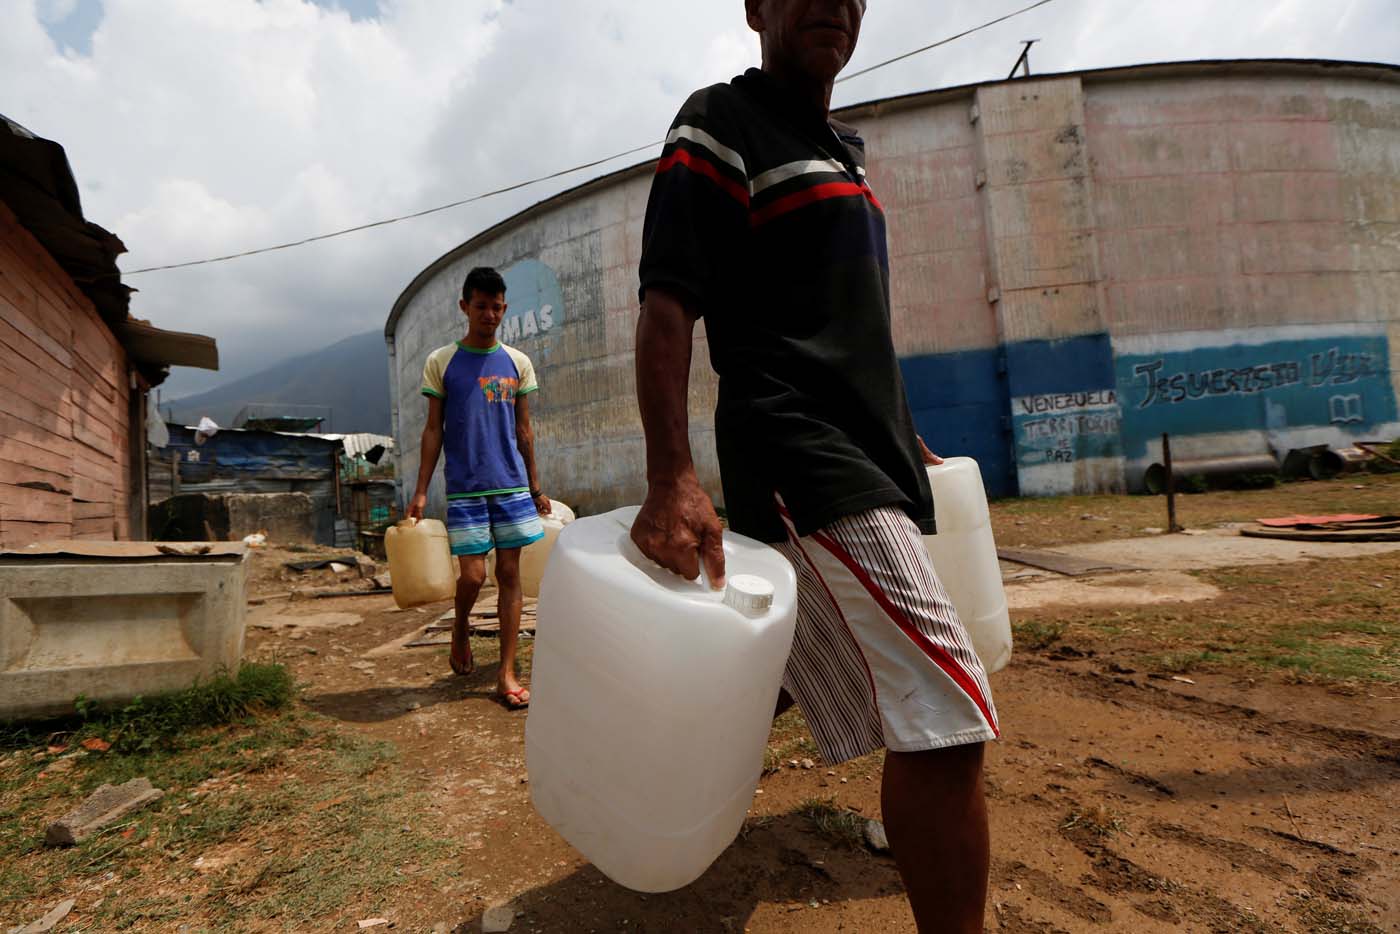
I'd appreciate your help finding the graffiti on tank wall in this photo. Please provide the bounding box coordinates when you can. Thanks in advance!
[1012,390,1122,467]
[1128,347,1384,412]
[1114,327,1398,459]
[498,259,565,346]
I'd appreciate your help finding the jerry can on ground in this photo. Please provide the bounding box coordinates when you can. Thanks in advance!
[923,458,1013,674]
[526,506,798,893]
[384,518,456,609]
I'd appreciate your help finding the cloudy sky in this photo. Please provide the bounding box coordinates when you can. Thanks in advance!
[4,0,1398,397]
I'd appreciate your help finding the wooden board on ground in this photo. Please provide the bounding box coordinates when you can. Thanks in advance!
[404,601,537,647]
[997,547,1142,577]
[1240,523,1400,543]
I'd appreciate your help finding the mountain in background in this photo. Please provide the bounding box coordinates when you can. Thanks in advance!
[164,330,392,435]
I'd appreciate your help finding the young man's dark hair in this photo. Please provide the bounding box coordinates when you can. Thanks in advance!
[463,266,507,302]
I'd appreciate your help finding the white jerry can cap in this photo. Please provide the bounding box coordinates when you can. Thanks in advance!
[723,574,775,615]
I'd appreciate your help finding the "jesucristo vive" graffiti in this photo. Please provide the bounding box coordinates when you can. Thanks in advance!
[1130,347,1383,409]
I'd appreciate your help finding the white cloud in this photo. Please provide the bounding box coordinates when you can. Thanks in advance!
[2,0,1397,397]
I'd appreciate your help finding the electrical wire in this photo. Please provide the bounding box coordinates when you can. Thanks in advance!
[124,0,1061,276]
[836,0,1058,84]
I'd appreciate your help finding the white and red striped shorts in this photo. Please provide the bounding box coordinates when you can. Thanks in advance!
[773,503,1000,765]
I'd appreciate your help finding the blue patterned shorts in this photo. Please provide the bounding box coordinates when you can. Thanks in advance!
[446,491,545,556]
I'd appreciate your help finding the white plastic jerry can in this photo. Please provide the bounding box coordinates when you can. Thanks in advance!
[384,518,456,609]
[923,458,1013,674]
[526,506,798,893]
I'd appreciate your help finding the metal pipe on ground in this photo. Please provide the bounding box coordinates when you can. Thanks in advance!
[1143,454,1279,495]
[1312,447,1372,479]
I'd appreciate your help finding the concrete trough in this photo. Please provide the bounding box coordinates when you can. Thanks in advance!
[0,542,248,722]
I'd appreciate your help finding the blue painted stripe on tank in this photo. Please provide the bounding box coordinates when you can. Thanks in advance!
[1003,334,1116,397]
[898,350,1016,498]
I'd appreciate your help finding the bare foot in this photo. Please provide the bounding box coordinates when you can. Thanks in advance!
[449,633,474,676]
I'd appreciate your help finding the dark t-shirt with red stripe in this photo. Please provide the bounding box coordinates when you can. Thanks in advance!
[639,67,935,544]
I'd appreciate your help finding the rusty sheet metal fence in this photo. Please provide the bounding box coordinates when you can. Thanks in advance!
[148,424,342,545]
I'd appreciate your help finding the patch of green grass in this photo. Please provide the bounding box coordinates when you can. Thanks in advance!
[0,662,295,755]
[1251,644,1397,683]
[4,713,452,931]
[796,798,867,849]
[1292,895,1385,933]
[1139,649,1230,674]
[764,708,820,772]
[1247,618,1400,682]
[1207,568,1284,588]
[1013,620,1065,651]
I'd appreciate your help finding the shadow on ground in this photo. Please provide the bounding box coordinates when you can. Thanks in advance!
[449,811,907,933]
[302,664,513,722]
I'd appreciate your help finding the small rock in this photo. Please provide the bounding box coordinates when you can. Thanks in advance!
[799,758,815,770]
[1141,527,1164,534]
[1080,514,1108,521]
[46,778,164,846]
[863,818,890,853]
[10,897,76,933]
[156,543,212,557]
[356,920,390,930]
[407,702,422,711]
[350,661,376,672]
[372,573,393,590]
[482,905,516,932]
[40,756,77,775]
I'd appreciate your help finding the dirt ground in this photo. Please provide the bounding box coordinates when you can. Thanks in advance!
[4,475,1398,932]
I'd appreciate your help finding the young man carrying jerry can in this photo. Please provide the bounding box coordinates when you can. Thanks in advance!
[409,266,551,710]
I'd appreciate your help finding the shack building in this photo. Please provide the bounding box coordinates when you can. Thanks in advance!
[1,115,217,547]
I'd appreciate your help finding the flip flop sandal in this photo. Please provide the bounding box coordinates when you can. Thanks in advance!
[495,688,530,710]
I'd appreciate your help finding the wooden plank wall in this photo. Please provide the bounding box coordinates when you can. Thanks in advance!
[0,200,132,547]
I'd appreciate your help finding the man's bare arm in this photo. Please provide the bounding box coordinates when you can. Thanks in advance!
[408,396,445,519]
[514,392,551,515]
[631,287,726,588]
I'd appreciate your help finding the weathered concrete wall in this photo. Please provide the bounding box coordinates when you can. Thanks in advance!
[151,492,316,544]
[1086,73,1400,483]
[0,201,134,546]
[389,62,1400,507]
[0,546,247,721]
[975,78,1122,497]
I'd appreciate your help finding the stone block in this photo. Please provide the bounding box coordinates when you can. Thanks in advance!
[45,777,164,846]
[0,542,247,721]
[481,906,516,933]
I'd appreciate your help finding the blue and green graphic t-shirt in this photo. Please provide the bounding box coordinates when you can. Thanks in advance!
[421,341,538,498]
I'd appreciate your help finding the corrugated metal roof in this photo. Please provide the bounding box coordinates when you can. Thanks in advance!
[329,433,396,461]
[167,424,394,460]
